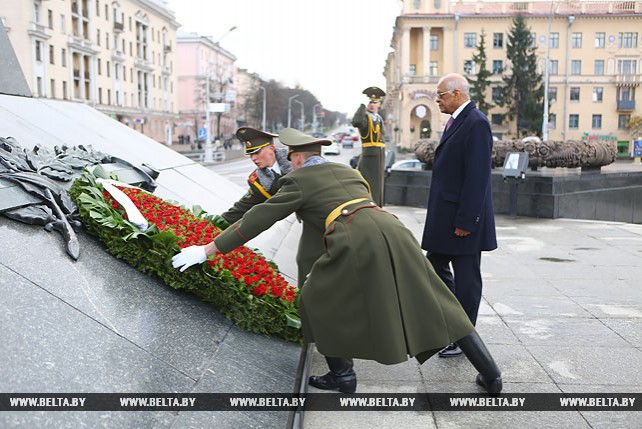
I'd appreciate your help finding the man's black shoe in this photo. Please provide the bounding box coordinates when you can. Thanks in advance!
[438,343,463,358]
[309,372,357,394]
[476,373,503,396]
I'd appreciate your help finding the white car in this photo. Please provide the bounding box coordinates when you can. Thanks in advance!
[323,141,341,155]
[389,159,426,171]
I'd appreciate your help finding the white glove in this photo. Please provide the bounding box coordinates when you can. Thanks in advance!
[172,245,207,272]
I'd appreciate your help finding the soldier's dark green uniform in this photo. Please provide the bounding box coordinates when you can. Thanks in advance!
[216,127,292,228]
[351,86,386,207]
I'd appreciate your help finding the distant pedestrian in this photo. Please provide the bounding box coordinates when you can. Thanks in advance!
[421,73,497,358]
[173,128,502,396]
[351,86,386,206]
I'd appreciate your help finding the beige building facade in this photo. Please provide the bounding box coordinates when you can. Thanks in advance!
[384,0,642,155]
[1,0,179,144]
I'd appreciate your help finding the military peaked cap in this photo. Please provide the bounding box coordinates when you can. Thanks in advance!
[236,127,278,154]
[362,86,386,102]
[278,128,331,159]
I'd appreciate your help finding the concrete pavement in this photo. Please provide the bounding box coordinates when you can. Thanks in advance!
[300,208,642,429]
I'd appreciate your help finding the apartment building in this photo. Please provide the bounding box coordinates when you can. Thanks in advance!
[384,0,642,155]
[1,0,179,144]
[175,32,237,146]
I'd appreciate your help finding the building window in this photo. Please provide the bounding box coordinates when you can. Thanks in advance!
[595,32,605,48]
[464,32,476,48]
[570,87,580,101]
[491,114,502,125]
[36,77,43,97]
[96,0,100,16]
[594,60,604,75]
[617,59,637,75]
[430,61,438,75]
[409,64,416,76]
[414,0,421,9]
[492,87,502,103]
[592,114,602,129]
[493,33,503,48]
[569,114,579,129]
[98,87,102,104]
[530,32,537,48]
[618,114,630,129]
[136,21,148,59]
[97,58,101,75]
[35,41,42,62]
[50,79,55,98]
[430,35,438,51]
[62,81,68,99]
[548,87,557,102]
[49,45,54,64]
[97,29,100,46]
[492,60,503,74]
[571,60,581,75]
[572,32,582,48]
[48,10,53,29]
[549,113,556,129]
[549,60,558,75]
[549,33,559,48]
[463,60,474,75]
[61,48,66,67]
[618,32,638,48]
[60,14,65,33]
[593,87,603,102]
[106,60,110,77]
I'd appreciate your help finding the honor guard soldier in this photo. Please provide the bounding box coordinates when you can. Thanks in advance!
[174,128,502,396]
[211,127,292,229]
[351,86,386,207]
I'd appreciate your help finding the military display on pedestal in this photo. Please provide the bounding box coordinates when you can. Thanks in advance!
[351,86,386,207]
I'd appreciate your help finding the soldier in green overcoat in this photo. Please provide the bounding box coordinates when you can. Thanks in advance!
[211,127,292,229]
[351,86,386,206]
[172,129,502,396]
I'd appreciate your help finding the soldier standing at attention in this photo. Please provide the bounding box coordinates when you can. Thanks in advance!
[211,127,292,230]
[351,86,386,207]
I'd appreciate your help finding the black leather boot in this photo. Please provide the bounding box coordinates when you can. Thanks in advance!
[457,331,503,396]
[309,356,357,394]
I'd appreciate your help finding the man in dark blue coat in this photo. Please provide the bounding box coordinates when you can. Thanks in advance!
[421,73,497,358]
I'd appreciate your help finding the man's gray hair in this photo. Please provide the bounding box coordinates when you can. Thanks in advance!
[443,75,470,96]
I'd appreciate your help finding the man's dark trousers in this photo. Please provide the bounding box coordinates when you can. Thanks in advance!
[427,252,482,326]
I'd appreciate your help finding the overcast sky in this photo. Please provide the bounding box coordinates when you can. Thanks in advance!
[166,0,402,114]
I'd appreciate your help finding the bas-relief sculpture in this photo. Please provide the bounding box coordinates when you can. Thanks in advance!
[414,139,617,170]
[0,136,158,259]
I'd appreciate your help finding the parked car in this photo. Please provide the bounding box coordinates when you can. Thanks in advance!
[323,141,341,155]
[388,159,426,172]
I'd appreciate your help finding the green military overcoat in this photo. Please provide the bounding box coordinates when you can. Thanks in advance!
[352,104,386,207]
[214,161,474,365]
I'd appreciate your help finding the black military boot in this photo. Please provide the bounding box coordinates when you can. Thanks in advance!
[457,332,503,396]
[309,356,357,394]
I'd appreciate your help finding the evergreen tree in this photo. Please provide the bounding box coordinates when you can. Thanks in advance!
[469,30,493,115]
[499,14,544,137]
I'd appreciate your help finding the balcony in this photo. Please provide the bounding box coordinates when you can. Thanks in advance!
[617,99,635,111]
[615,74,641,86]
[114,21,124,32]
[402,75,441,84]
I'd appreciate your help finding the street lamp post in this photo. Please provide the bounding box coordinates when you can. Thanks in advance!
[312,103,321,133]
[294,99,304,131]
[287,94,299,128]
[204,68,213,162]
[542,1,562,142]
[259,85,266,130]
